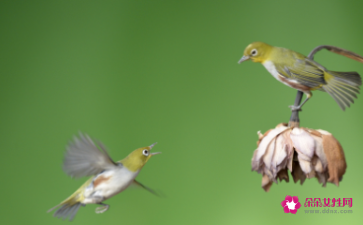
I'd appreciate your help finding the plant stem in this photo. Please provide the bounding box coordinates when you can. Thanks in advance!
[289,45,331,127]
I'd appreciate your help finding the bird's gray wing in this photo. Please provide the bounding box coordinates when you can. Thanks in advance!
[275,58,326,88]
[63,133,118,178]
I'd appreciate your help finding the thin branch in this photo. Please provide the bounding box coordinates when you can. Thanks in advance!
[288,45,361,127]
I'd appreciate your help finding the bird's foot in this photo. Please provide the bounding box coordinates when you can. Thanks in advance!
[289,105,302,112]
[95,204,109,214]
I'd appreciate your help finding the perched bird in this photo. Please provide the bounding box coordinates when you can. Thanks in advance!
[239,42,362,111]
[47,133,161,221]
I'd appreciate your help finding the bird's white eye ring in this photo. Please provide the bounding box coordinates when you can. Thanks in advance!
[251,49,258,56]
[142,149,149,156]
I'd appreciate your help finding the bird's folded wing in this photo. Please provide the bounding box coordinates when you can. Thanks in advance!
[63,133,118,178]
[275,58,326,88]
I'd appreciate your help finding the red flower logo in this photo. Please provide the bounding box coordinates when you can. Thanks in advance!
[281,195,301,214]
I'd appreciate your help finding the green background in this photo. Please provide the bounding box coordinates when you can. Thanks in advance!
[1,0,363,224]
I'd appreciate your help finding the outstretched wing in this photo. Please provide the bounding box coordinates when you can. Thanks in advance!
[63,133,118,178]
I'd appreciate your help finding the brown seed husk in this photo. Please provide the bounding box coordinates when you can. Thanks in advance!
[262,174,273,192]
[320,132,347,186]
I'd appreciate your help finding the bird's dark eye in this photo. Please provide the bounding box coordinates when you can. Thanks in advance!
[251,49,258,56]
[142,149,149,156]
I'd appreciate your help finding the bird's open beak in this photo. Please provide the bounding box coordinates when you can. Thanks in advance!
[149,142,161,155]
[238,55,249,64]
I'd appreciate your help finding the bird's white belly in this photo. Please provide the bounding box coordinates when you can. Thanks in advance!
[263,60,281,80]
[82,168,139,204]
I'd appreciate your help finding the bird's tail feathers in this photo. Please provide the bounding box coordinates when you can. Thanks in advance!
[329,71,362,87]
[48,202,82,221]
[47,181,89,221]
[323,71,361,110]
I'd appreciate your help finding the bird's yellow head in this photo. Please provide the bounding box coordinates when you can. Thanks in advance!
[120,143,160,172]
[238,42,273,64]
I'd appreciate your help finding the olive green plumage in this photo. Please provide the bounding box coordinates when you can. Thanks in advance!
[239,42,362,110]
[48,133,160,221]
